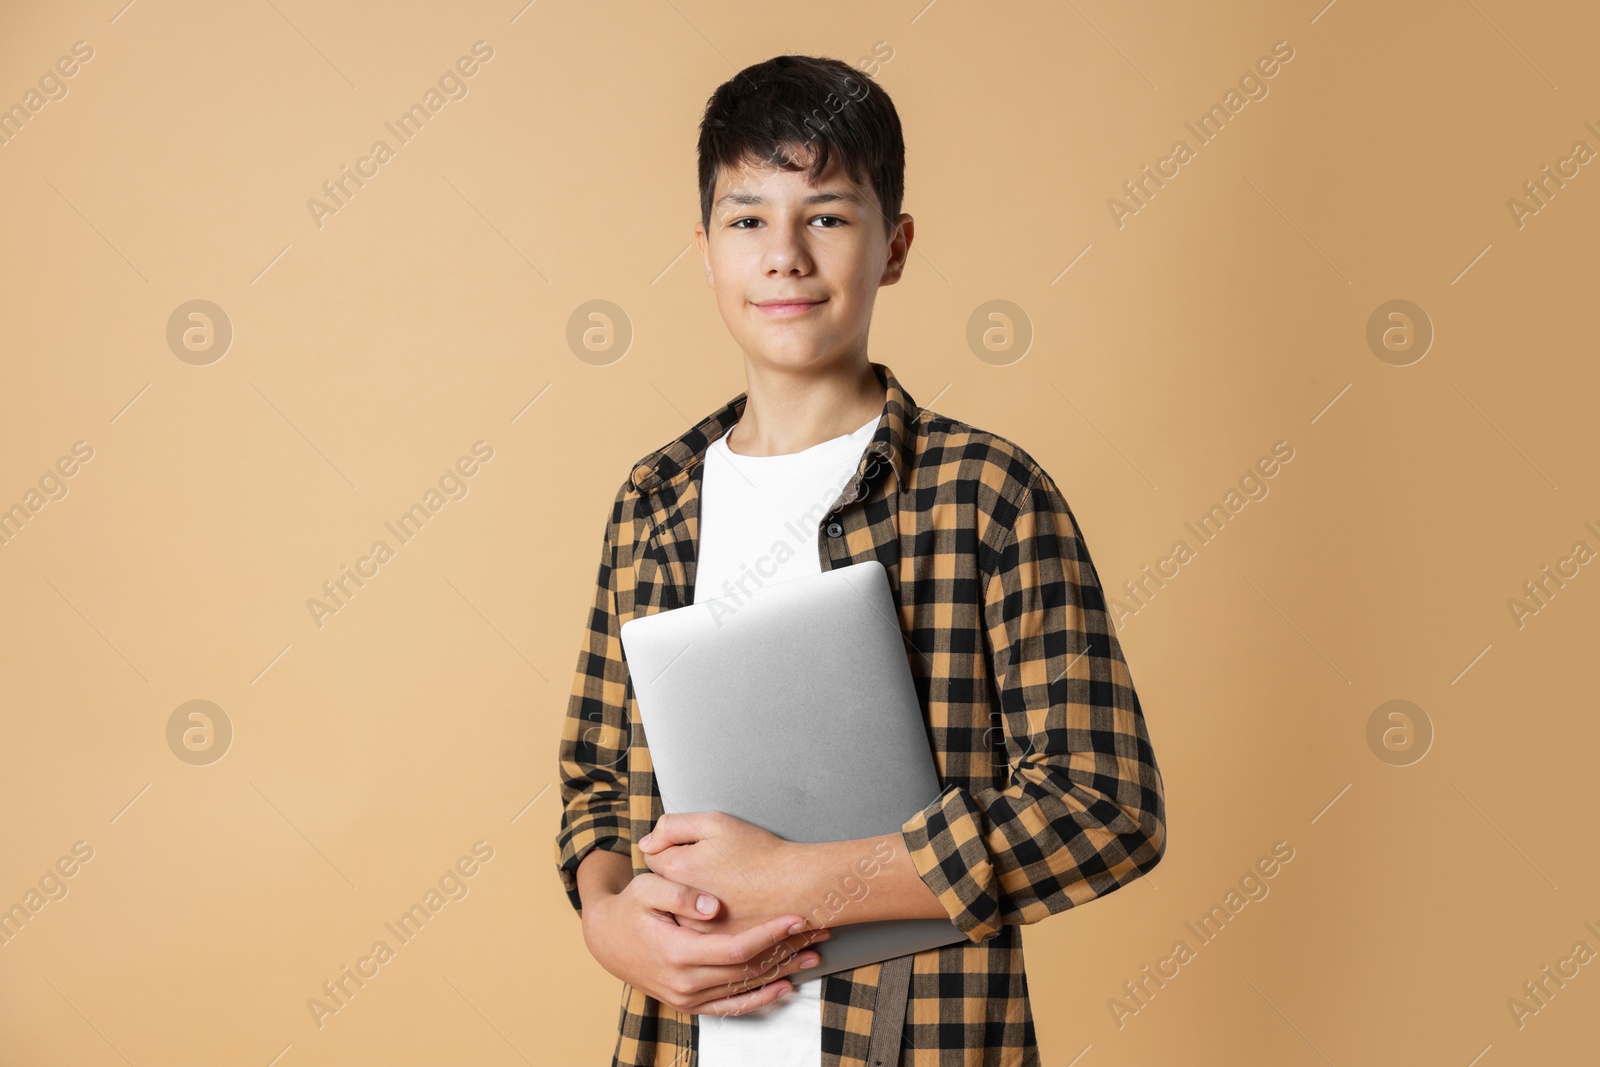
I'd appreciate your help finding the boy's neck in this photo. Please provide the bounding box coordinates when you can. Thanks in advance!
[723,356,886,457]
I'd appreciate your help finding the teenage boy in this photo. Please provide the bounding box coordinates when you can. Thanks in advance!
[556,54,1167,1067]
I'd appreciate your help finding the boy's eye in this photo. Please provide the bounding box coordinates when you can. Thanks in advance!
[730,216,847,229]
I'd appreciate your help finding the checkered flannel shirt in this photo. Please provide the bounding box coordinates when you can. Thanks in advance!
[556,361,1167,1066]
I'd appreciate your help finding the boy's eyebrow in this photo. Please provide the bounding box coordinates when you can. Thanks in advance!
[715,189,868,210]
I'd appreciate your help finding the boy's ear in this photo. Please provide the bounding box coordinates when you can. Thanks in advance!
[879,213,915,286]
[694,222,715,288]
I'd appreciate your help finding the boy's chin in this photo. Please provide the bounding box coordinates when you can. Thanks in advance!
[739,345,857,371]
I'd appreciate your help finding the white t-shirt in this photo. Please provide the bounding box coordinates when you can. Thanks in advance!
[692,410,879,1067]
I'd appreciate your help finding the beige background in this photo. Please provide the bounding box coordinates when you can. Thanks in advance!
[1,1,1595,1064]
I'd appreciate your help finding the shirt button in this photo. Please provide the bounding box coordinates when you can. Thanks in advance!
[826,520,844,537]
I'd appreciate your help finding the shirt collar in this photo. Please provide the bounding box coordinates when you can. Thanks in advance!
[629,360,920,497]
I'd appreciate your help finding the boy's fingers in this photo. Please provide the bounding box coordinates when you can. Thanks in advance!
[639,812,703,853]
[639,872,721,920]
[694,976,795,1017]
[692,935,827,1011]
[715,915,828,968]
[680,929,829,1004]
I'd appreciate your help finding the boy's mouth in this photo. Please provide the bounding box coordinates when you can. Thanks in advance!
[754,298,826,317]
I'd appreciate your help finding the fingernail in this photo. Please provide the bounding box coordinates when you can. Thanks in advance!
[697,894,716,915]
[788,921,807,935]
[777,984,794,997]
[640,833,653,848]
[799,954,819,967]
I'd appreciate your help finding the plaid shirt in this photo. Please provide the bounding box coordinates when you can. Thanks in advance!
[556,361,1167,1066]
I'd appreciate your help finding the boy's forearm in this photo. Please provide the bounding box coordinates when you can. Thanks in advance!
[785,832,949,928]
[576,847,633,911]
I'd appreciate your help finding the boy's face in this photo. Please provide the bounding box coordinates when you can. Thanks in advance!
[694,146,913,375]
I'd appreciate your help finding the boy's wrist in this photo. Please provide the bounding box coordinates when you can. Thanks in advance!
[775,840,831,922]
[576,847,633,918]
[782,837,886,928]
[783,832,947,929]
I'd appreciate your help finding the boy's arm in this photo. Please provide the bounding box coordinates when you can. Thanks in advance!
[894,462,1168,944]
[554,486,634,914]
[640,463,1167,940]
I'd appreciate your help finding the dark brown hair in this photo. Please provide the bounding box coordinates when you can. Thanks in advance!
[698,54,905,240]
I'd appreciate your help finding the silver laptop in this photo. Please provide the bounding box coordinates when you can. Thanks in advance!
[618,559,966,981]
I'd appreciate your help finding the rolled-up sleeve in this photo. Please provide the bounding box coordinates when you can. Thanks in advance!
[900,464,1167,943]
[554,487,634,915]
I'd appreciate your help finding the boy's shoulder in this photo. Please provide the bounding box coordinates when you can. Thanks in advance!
[900,407,1052,493]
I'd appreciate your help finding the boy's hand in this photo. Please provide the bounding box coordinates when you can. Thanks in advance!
[581,869,829,1016]
[638,811,804,931]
